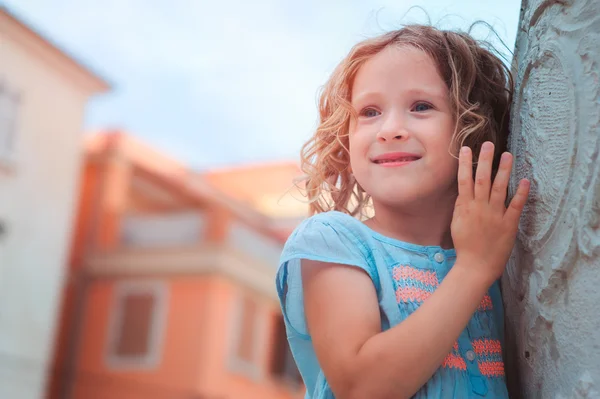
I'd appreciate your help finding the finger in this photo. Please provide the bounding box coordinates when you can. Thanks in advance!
[503,179,531,229]
[474,142,494,202]
[457,146,474,201]
[490,152,513,210]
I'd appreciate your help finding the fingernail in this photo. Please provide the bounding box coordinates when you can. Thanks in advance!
[501,152,510,163]
[483,142,494,151]
[461,146,469,155]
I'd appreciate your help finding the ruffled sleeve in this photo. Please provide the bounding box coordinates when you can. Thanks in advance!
[275,212,379,338]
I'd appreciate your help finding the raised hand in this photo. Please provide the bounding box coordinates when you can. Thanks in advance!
[450,141,530,285]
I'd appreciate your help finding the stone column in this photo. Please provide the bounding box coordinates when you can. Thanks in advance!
[504,0,600,398]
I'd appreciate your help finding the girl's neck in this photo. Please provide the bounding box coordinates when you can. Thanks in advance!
[365,194,456,250]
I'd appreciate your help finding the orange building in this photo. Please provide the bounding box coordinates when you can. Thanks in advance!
[48,131,307,399]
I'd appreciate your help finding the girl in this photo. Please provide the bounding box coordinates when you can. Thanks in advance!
[276,25,530,398]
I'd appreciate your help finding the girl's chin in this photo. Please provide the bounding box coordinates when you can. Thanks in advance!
[370,188,449,208]
[371,193,424,208]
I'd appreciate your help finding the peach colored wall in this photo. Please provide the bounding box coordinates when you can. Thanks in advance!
[70,276,301,399]
[50,150,225,399]
[50,140,301,399]
[48,160,100,399]
[91,153,229,250]
[69,161,101,268]
[72,277,208,399]
[197,277,302,399]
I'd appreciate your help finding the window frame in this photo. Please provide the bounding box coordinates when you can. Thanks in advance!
[227,292,267,380]
[105,280,169,370]
[0,77,21,167]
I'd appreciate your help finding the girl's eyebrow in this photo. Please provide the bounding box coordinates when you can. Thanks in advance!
[404,87,448,102]
[351,91,383,105]
[352,88,448,105]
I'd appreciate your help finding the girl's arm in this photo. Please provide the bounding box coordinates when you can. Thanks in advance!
[304,143,530,399]
[303,257,490,399]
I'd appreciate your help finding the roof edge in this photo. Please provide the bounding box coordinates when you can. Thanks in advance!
[1,5,112,92]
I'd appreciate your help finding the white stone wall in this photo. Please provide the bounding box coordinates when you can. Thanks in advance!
[504,0,600,397]
[0,11,106,399]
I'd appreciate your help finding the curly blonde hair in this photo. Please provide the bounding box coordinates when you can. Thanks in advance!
[300,24,514,217]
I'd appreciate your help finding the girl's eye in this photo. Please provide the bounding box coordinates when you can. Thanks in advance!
[413,102,433,112]
[361,108,381,118]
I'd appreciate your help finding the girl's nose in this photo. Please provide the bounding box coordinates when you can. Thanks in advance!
[376,113,409,142]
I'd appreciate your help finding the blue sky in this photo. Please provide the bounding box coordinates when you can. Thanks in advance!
[6,0,521,169]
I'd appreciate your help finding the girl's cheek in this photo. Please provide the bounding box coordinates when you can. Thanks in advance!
[348,118,357,132]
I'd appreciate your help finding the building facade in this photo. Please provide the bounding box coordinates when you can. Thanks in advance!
[49,132,305,399]
[0,6,109,399]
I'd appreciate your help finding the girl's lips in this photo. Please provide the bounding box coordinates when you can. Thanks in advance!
[371,152,422,165]
[374,159,419,167]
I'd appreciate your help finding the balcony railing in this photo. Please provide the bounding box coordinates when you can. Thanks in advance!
[120,211,205,248]
[226,221,282,268]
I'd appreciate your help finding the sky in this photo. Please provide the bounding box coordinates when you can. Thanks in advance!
[5,0,522,170]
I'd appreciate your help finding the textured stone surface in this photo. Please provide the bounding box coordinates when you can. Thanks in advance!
[504,0,600,397]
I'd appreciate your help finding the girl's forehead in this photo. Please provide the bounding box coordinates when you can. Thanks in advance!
[351,46,446,98]
[359,46,436,77]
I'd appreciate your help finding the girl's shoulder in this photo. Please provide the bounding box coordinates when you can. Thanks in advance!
[288,210,368,239]
[280,211,372,268]
[283,211,372,256]
[276,211,380,338]
[279,210,378,281]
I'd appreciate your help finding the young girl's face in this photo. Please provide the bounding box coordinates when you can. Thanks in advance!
[349,45,459,209]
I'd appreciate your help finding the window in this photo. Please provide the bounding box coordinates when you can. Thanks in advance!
[115,293,154,356]
[229,294,264,379]
[271,315,303,387]
[0,78,20,163]
[106,281,168,369]
[236,297,258,363]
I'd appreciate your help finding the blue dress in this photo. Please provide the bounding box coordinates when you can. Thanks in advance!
[275,211,509,398]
